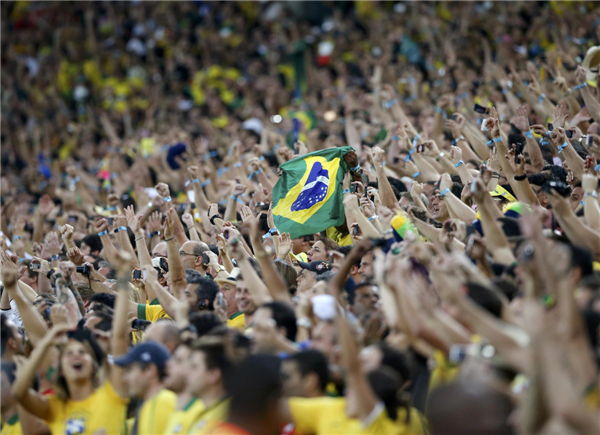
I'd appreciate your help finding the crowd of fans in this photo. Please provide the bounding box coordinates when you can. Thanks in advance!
[2,1,600,434]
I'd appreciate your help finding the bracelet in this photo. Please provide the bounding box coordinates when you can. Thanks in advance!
[391,135,400,141]
[574,83,587,90]
[435,153,445,162]
[164,237,174,242]
[486,140,493,147]
[12,235,21,241]
[368,215,379,221]
[98,230,108,237]
[233,162,242,168]
[259,156,265,161]
[451,136,465,146]
[524,130,533,139]
[50,255,60,262]
[383,98,398,109]
[440,188,450,197]
[269,228,279,235]
[454,160,464,168]
[217,167,229,177]
[46,269,56,279]
[230,194,244,205]
[117,226,128,232]
[209,214,221,226]
[150,231,161,237]
[434,106,448,119]
[412,134,422,146]
[538,94,546,103]
[350,164,361,172]
[412,171,421,178]
[584,191,599,199]
[135,235,145,242]
[342,189,351,194]
[493,137,503,143]
[492,174,500,179]
[557,142,568,154]
[70,177,80,187]
[404,148,416,162]
[514,174,528,181]
[163,196,172,202]
[200,180,211,188]
[248,168,264,180]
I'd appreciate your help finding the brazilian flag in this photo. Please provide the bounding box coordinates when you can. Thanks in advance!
[273,147,353,239]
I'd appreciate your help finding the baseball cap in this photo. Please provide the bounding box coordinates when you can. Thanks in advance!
[113,342,170,371]
[490,185,516,203]
[297,261,332,275]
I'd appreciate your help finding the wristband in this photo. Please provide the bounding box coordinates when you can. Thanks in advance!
[434,106,448,119]
[538,94,546,103]
[248,168,264,180]
[454,160,464,168]
[584,191,599,199]
[595,163,600,172]
[217,167,229,177]
[259,156,265,161]
[200,180,211,188]
[451,136,465,145]
[233,162,242,168]
[108,206,118,212]
[98,230,108,237]
[440,188,450,197]
[435,153,445,162]
[486,140,493,147]
[412,134,421,146]
[404,148,416,162]
[46,269,56,279]
[457,92,470,100]
[350,164,361,172]
[117,226,128,232]
[231,194,244,205]
[209,215,220,226]
[383,98,397,109]
[164,237,174,242]
[514,174,527,181]
[50,255,60,262]
[185,179,199,187]
[70,177,80,186]
[574,83,587,90]
[135,235,145,242]
[412,171,421,178]
[391,135,400,141]
[150,231,161,237]
[557,142,568,154]
[12,235,21,241]
[269,228,279,235]
[368,215,379,221]
[493,137,503,143]
[342,189,351,194]
[163,196,172,202]
[524,130,533,139]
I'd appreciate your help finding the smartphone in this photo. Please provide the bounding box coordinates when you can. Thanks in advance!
[443,220,453,232]
[565,130,573,139]
[470,180,478,194]
[588,135,593,147]
[351,183,358,194]
[133,269,142,280]
[218,292,224,305]
[480,163,487,176]
[107,217,114,226]
[292,118,301,147]
[370,238,388,248]
[142,269,147,280]
[202,253,210,266]
[159,257,169,273]
[131,319,152,331]
[351,224,359,236]
[29,263,41,271]
[473,103,488,114]
[547,123,554,132]
[67,215,78,223]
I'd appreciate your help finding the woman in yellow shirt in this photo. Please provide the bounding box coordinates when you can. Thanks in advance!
[12,279,133,435]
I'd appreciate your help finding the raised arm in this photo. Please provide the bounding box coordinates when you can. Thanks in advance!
[110,256,132,397]
[164,209,186,297]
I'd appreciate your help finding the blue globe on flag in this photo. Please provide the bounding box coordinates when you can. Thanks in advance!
[291,162,330,211]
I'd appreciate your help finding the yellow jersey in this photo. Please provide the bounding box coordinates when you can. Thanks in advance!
[186,397,229,434]
[288,397,427,435]
[163,397,205,435]
[226,312,245,330]
[45,381,128,435]
[1,414,22,435]
[135,389,177,435]
[137,304,171,322]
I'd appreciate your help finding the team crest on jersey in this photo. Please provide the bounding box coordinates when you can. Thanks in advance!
[65,417,86,435]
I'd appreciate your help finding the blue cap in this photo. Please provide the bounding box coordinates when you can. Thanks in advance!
[113,342,171,371]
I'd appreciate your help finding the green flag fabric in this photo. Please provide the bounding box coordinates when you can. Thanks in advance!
[272,147,353,239]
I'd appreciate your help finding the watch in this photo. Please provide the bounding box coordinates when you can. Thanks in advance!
[584,191,599,199]
[296,317,312,329]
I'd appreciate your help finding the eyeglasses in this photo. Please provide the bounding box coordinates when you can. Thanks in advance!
[179,251,197,257]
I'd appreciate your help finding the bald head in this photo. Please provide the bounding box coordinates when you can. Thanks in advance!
[152,242,167,259]
[427,381,514,435]
[144,320,180,353]
[180,241,210,270]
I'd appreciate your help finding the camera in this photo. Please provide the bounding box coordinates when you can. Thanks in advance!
[541,180,571,197]
[132,269,142,280]
[131,319,152,331]
[29,263,41,271]
[76,264,91,276]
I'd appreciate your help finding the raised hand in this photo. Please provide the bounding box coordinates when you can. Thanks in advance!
[42,232,61,258]
[0,252,18,287]
[231,183,247,198]
[187,166,199,180]
[94,218,109,234]
[574,65,587,85]
[277,232,292,259]
[549,127,566,145]
[505,145,526,176]
[208,203,219,220]
[530,124,547,137]
[450,146,463,165]
[124,205,141,232]
[181,212,194,228]
[163,209,176,239]
[155,183,170,199]
[60,224,74,241]
[510,105,530,132]
[370,146,386,166]
[359,196,376,218]
[146,211,162,233]
[67,246,85,266]
[551,104,569,129]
